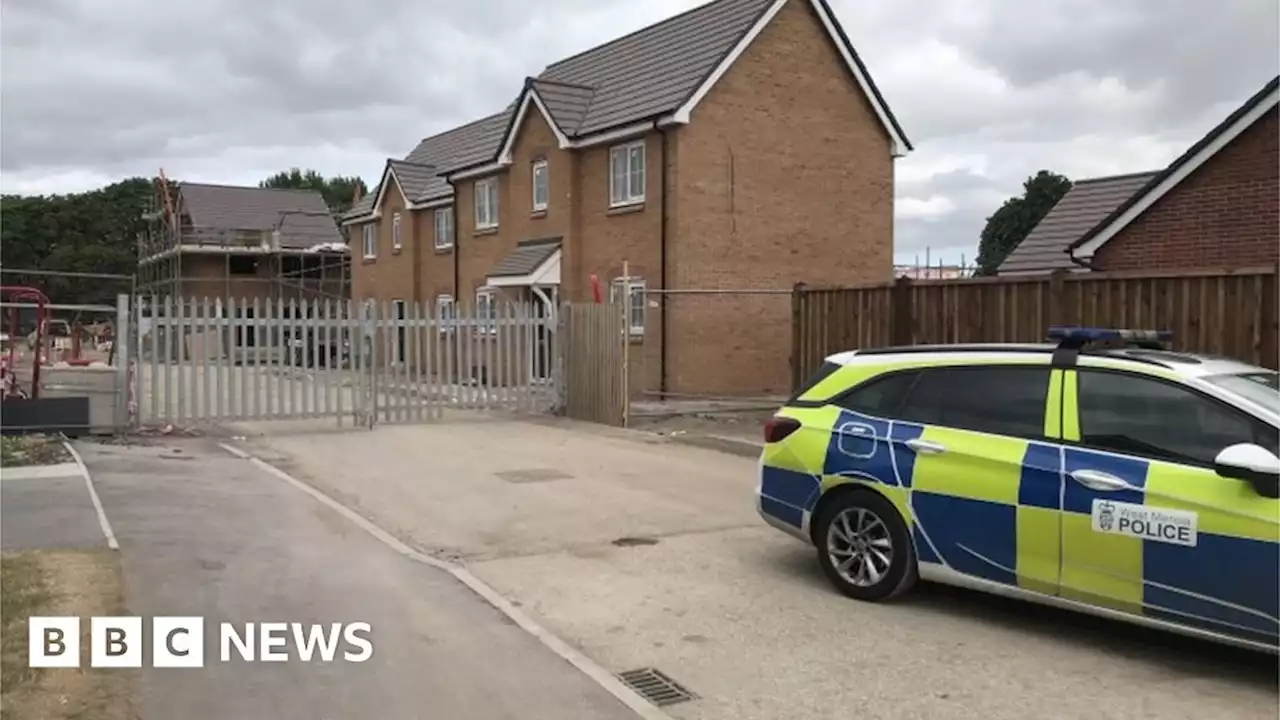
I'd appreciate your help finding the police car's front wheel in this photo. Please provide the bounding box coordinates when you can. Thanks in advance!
[815,491,916,602]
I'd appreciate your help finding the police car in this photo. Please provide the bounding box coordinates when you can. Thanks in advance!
[757,327,1280,652]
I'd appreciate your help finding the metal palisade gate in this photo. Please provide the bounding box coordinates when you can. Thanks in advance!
[135,296,556,428]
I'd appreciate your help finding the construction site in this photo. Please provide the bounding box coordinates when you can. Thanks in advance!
[135,174,351,306]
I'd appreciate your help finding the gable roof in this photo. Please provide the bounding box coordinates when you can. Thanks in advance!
[179,182,343,250]
[481,0,912,173]
[348,0,911,220]
[344,111,512,222]
[1069,75,1280,261]
[997,172,1159,275]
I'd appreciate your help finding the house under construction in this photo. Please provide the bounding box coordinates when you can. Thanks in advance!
[137,178,350,305]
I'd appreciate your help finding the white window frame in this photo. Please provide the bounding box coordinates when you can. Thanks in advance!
[391,212,402,251]
[610,277,646,337]
[609,141,646,207]
[434,207,454,250]
[435,294,455,334]
[475,287,497,336]
[531,160,549,212]
[474,178,499,229]
[361,223,376,259]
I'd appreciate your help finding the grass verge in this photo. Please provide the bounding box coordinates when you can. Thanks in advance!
[0,550,138,720]
[1,435,73,467]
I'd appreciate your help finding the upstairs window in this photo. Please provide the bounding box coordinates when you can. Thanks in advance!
[392,212,402,251]
[434,207,454,250]
[609,141,645,207]
[531,160,549,212]
[475,178,499,229]
[361,224,376,259]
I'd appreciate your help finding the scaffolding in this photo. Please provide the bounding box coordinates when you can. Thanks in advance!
[135,172,351,306]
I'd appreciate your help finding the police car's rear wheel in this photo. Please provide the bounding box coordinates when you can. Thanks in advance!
[816,492,915,602]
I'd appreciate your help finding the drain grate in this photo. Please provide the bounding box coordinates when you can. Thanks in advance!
[617,667,696,707]
[494,468,573,484]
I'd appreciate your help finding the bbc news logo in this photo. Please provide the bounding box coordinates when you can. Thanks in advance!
[29,617,373,668]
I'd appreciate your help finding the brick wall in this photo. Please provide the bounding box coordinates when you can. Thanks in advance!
[417,203,456,305]
[350,179,418,310]
[668,0,895,396]
[575,131,667,396]
[1094,106,1279,271]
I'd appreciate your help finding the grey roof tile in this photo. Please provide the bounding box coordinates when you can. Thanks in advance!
[530,79,596,134]
[489,237,562,277]
[537,0,772,135]
[997,172,1159,275]
[345,111,514,219]
[387,160,437,201]
[346,192,376,219]
[179,182,343,249]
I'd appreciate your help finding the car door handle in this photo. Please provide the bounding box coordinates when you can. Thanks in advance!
[1069,469,1130,492]
[905,439,946,455]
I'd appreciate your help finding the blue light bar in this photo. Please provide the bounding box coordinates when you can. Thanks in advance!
[1047,326,1173,347]
[1047,326,1172,342]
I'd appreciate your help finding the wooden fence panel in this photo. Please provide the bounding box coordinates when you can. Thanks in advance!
[560,302,628,426]
[791,266,1278,389]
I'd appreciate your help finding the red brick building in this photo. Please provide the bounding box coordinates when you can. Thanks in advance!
[1000,76,1279,276]
[343,0,911,397]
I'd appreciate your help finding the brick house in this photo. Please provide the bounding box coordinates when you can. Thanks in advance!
[344,0,911,397]
[1000,76,1279,275]
[139,182,349,303]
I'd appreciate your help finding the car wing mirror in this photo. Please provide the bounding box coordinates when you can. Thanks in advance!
[1213,443,1280,499]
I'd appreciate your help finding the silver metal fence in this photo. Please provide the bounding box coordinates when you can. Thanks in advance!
[135,296,556,428]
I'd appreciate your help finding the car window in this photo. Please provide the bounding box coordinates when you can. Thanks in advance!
[1077,370,1270,466]
[835,371,919,416]
[789,361,841,403]
[896,366,1050,437]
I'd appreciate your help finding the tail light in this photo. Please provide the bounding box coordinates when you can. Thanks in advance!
[763,416,801,443]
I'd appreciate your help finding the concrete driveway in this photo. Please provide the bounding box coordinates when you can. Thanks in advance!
[240,416,1279,720]
[76,436,640,720]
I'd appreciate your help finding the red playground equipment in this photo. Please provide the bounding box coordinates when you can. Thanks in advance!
[1,286,49,400]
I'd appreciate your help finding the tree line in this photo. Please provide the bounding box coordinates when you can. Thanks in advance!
[0,170,367,306]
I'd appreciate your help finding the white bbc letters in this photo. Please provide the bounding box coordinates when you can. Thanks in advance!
[91,616,143,668]
[28,617,80,668]
[153,617,205,668]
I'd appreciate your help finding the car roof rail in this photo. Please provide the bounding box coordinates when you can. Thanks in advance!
[853,343,1052,356]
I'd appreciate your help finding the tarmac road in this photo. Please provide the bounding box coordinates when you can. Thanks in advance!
[76,436,640,720]
[241,417,1280,720]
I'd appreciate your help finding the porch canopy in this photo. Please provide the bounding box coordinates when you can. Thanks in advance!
[486,237,561,288]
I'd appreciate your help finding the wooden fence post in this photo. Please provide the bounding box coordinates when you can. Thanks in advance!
[1045,269,1067,334]
[790,282,808,391]
[890,275,913,346]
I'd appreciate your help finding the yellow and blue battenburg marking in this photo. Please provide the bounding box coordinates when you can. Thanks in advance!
[759,403,1279,647]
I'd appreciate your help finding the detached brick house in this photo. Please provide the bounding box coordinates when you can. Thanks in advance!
[344,0,911,396]
[1000,76,1279,276]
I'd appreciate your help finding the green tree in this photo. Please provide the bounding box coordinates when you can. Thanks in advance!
[975,170,1073,275]
[259,168,368,217]
[1,177,152,305]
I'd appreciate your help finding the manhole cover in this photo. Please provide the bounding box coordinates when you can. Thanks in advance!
[617,667,696,707]
[494,468,573,484]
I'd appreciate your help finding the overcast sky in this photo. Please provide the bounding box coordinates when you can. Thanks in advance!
[2,0,1277,266]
